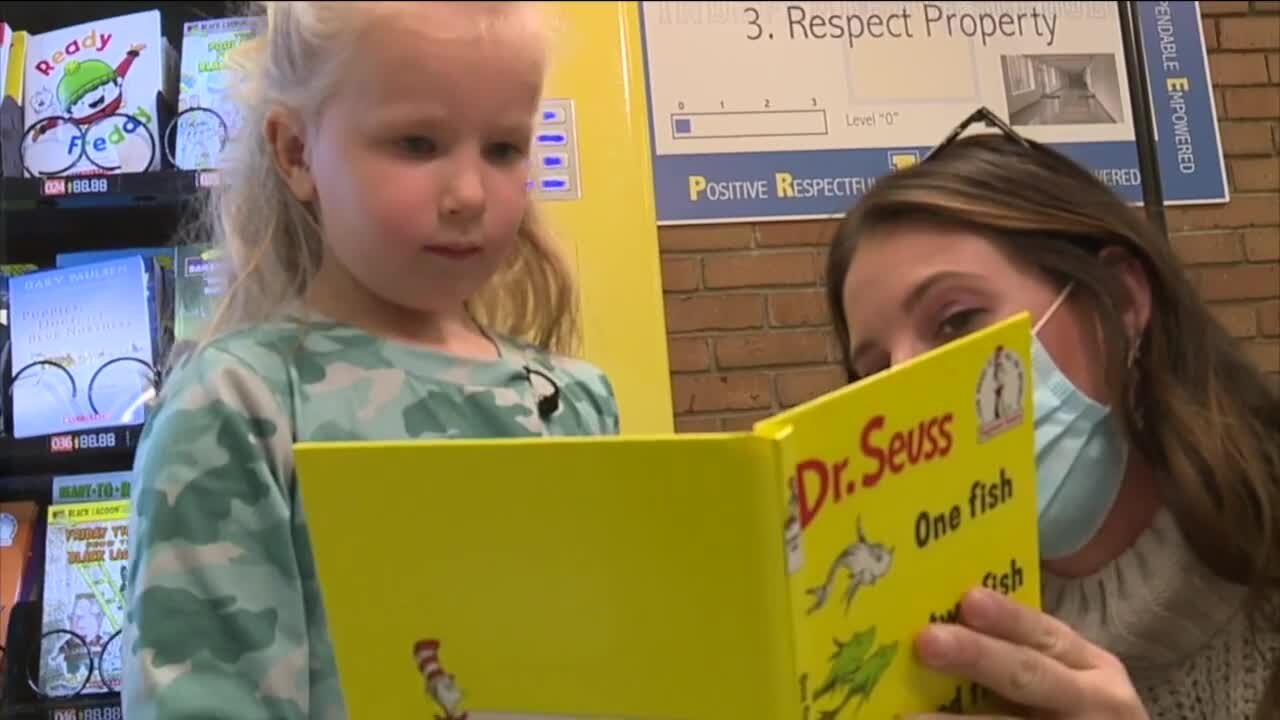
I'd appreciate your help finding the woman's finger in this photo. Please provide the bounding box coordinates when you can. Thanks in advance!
[916,622,1084,711]
[957,587,1103,671]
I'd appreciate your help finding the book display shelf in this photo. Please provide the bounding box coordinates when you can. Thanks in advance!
[1,2,239,717]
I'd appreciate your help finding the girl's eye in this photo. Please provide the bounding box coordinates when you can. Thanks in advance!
[936,308,986,341]
[485,142,525,164]
[397,136,437,157]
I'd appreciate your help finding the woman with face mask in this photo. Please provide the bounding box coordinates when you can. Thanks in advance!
[825,108,1280,720]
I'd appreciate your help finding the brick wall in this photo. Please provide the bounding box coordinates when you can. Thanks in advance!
[658,1,1280,432]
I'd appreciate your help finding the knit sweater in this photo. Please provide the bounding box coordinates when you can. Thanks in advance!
[1042,507,1279,719]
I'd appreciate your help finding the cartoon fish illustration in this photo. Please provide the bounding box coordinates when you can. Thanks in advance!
[814,631,899,720]
[806,516,893,615]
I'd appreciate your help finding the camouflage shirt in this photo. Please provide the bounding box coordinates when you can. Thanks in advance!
[122,319,620,720]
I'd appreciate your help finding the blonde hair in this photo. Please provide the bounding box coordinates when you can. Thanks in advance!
[179,1,579,358]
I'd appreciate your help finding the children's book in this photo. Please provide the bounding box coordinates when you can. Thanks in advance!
[1,264,39,439]
[21,9,172,177]
[37,499,130,697]
[170,243,224,364]
[175,17,264,170]
[56,247,176,369]
[51,472,133,505]
[293,314,1042,720]
[0,23,11,118]
[6,257,158,439]
[1,27,29,178]
[0,500,40,667]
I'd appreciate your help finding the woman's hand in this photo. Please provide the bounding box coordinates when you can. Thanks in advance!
[906,587,1149,719]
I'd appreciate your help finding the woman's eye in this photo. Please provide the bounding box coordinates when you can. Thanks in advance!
[937,308,985,340]
[853,355,889,381]
[397,136,437,157]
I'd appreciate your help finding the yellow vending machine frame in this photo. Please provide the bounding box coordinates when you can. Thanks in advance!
[534,2,674,434]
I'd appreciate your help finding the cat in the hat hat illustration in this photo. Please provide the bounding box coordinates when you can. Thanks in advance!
[415,639,469,720]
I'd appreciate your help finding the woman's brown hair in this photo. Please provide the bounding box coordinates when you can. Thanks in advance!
[825,131,1280,714]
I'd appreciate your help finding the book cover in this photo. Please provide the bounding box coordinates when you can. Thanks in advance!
[6,257,157,439]
[21,9,166,177]
[51,472,133,505]
[0,500,40,664]
[37,499,130,697]
[757,326,1039,717]
[1,24,11,111]
[3,28,26,101]
[171,244,224,361]
[1,264,39,439]
[175,17,263,170]
[1,28,28,178]
[56,248,176,371]
[293,314,1040,719]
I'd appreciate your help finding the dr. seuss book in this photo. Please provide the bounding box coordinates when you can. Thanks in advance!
[175,17,264,170]
[21,9,173,177]
[293,314,1042,719]
[6,257,159,439]
[37,499,129,697]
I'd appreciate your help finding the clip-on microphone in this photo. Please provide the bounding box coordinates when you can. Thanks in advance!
[524,366,561,420]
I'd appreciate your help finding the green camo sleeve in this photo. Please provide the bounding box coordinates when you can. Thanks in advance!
[122,346,342,720]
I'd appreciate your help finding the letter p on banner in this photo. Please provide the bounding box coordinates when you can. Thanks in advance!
[688,175,707,201]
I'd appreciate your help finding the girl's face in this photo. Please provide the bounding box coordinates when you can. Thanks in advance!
[299,5,544,322]
[839,224,1110,407]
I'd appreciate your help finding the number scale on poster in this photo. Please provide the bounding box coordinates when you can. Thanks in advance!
[637,1,1226,225]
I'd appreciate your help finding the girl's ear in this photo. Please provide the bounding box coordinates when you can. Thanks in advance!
[1098,246,1152,352]
[264,108,315,203]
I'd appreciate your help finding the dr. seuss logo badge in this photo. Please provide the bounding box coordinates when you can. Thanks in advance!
[975,344,1025,442]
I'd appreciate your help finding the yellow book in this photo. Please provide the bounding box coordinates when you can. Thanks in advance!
[3,30,25,103]
[294,314,1041,719]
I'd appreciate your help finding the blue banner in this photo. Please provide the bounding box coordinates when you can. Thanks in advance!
[1138,0,1229,206]
[651,141,1143,223]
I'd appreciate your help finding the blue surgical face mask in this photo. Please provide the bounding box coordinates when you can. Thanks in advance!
[1032,283,1130,560]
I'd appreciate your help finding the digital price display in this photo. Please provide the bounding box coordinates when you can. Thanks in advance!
[1,425,140,476]
[40,176,113,197]
[48,430,125,453]
[49,701,123,720]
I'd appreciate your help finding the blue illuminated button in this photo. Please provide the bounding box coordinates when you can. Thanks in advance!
[539,176,571,192]
[536,132,567,146]
[541,107,566,124]
[540,153,569,169]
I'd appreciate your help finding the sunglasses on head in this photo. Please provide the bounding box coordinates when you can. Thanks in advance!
[923,107,1113,255]
[925,106,1032,162]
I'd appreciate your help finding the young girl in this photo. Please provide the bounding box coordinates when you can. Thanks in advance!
[122,3,619,719]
